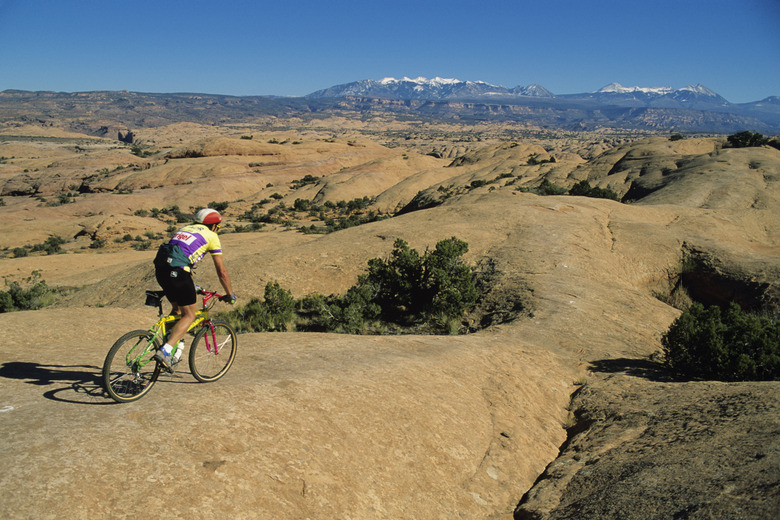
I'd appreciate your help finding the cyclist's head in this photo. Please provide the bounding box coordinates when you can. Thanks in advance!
[195,208,222,228]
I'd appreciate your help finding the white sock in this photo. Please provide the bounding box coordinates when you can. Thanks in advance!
[162,343,173,355]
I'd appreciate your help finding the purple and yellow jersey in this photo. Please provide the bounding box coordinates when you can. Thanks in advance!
[168,224,222,271]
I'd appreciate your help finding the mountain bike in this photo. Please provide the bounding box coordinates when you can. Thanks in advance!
[102,287,237,403]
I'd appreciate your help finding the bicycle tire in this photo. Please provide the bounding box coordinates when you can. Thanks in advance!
[102,330,162,403]
[188,320,237,383]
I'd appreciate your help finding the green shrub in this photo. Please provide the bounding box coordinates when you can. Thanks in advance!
[298,285,382,334]
[296,200,384,234]
[11,247,28,258]
[365,238,426,321]
[536,179,567,195]
[726,131,769,148]
[172,207,189,223]
[569,180,621,201]
[223,237,480,334]
[343,236,477,328]
[151,205,188,223]
[227,281,296,332]
[291,174,319,188]
[130,143,155,157]
[662,302,780,381]
[346,196,372,212]
[208,201,230,212]
[31,236,67,255]
[0,272,59,312]
[423,237,479,318]
[527,155,556,165]
[293,198,311,211]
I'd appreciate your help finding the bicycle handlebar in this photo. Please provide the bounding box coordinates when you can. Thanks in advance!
[195,286,237,306]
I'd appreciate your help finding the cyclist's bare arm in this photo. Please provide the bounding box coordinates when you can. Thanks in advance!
[211,254,235,301]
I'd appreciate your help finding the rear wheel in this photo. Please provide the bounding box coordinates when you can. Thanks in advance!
[189,320,237,383]
[102,330,161,403]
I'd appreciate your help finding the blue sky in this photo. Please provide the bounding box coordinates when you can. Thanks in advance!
[0,0,778,103]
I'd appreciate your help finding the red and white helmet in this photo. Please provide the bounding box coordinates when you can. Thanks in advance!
[195,208,222,225]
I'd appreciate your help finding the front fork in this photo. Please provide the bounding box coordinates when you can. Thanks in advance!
[203,320,218,354]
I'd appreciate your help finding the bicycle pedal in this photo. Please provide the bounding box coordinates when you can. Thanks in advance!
[153,351,175,373]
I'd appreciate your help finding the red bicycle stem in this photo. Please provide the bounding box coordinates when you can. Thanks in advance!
[196,287,223,308]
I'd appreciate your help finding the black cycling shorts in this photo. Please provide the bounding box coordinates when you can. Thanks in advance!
[155,264,197,306]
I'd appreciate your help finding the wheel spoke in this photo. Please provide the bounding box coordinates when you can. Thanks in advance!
[189,321,237,383]
[102,331,161,402]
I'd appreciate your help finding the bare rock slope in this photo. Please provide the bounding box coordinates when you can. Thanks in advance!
[515,373,780,519]
[1,128,779,519]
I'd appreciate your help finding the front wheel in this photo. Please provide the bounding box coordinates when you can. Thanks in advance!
[189,320,237,383]
[103,330,161,403]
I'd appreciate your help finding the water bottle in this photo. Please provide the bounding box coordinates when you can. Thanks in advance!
[173,340,185,363]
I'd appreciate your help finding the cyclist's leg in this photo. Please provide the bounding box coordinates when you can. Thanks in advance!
[166,302,197,346]
[156,265,197,347]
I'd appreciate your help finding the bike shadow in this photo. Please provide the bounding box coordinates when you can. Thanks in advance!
[0,361,111,404]
[0,361,195,405]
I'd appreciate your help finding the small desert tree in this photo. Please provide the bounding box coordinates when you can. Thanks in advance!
[364,238,426,321]
[421,236,479,319]
[662,302,780,381]
[363,237,477,324]
[726,131,769,148]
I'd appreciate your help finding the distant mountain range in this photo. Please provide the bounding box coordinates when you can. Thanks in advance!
[307,76,767,108]
[307,76,556,100]
[306,77,780,133]
[1,78,778,136]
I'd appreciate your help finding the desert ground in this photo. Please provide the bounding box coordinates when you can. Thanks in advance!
[0,120,778,519]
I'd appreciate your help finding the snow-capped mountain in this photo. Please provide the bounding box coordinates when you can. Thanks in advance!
[513,84,555,97]
[575,82,731,109]
[596,82,725,100]
[597,82,676,95]
[306,77,554,100]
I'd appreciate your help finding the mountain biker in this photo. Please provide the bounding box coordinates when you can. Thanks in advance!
[153,208,236,370]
